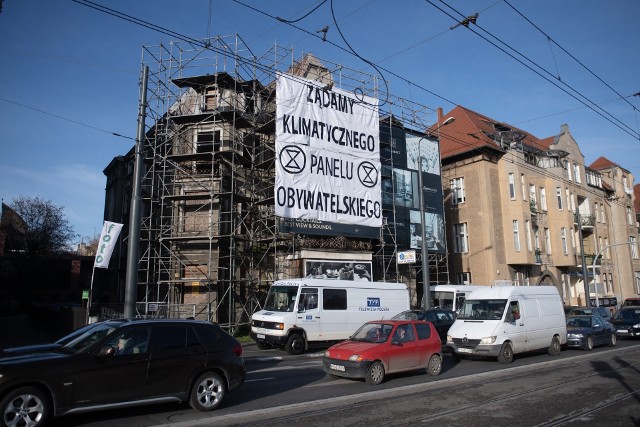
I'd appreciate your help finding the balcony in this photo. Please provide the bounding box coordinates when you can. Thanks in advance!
[575,253,601,267]
[573,212,595,229]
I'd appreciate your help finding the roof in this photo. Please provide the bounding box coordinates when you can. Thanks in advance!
[434,106,546,160]
[589,156,617,171]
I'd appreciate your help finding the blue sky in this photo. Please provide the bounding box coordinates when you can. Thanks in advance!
[1,0,639,243]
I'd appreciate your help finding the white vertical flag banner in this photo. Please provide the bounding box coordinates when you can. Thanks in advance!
[94,221,124,269]
[275,74,381,227]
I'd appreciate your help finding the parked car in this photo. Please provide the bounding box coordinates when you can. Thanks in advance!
[622,298,640,307]
[610,307,640,338]
[565,315,616,350]
[0,318,245,427]
[391,309,456,343]
[322,320,442,385]
[566,306,612,322]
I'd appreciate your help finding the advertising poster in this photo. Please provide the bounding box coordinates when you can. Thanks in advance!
[275,74,381,228]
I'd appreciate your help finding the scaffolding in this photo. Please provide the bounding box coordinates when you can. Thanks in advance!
[132,35,448,330]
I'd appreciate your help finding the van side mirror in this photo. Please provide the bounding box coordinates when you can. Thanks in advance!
[298,306,306,313]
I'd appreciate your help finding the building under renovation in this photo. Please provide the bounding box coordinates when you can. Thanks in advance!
[102,35,450,330]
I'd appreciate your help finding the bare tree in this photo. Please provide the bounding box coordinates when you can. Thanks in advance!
[9,196,77,256]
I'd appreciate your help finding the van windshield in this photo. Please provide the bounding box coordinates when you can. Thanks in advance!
[264,285,299,312]
[458,299,508,320]
[431,291,454,310]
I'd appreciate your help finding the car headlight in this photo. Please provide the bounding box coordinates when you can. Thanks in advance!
[446,335,452,343]
[633,323,640,329]
[479,336,496,344]
[275,323,285,330]
[568,333,583,338]
[324,350,331,357]
[348,354,363,362]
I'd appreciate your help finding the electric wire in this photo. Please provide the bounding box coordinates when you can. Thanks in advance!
[70,0,636,203]
[428,0,640,141]
[0,96,135,141]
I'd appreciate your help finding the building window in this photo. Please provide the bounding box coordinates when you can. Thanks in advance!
[508,173,516,200]
[600,203,606,224]
[565,160,572,181]
[631,236,639,259]
[628,206,634,225]
[540,187,547,211]
[565,188,571,212]
[635,272,640,294]
[529,184,537,209]
[457,272,471,285]
[544,227,551,255]
[534,227,540,252]
[556,187,563,210]
[573,163,581,183]
[598,237,603,255]
[570,193,576,212]
[561,227,568,255]
[513,220,521,251]
[595,202,600,223]
[196,130,221,153]
[526,220,532,252]
[605,237,610,259]
[450,177,466,205]
[453,223,469,253]
[521,174,526,200]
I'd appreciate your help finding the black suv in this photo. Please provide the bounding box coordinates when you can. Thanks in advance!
[391,309,456,343]
[0,318,245,426]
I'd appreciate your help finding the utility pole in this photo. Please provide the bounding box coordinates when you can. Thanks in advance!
[125,65,149,318]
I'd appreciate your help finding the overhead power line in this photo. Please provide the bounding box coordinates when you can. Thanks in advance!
[428,0,640,141]
[0,96,135,141]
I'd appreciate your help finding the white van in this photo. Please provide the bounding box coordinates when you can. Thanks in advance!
[250,278,409,354]
[446,286,566,363]
[427,284,485,312]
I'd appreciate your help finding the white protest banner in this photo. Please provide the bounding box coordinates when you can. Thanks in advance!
[94,221,123,268]
[275,74,381,227]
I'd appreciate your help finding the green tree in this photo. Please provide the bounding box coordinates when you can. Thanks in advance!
[8,196,77,256]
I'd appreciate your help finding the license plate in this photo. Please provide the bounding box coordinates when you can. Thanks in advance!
[617,329,628,334]
[257,334,265,339]
[457,348,473,354]
[330,364,346,372]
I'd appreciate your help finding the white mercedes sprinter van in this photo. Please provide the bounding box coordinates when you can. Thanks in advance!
[446,285,566,363]
[251,278,409,354]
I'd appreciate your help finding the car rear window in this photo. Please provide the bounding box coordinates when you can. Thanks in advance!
[153,325,201,351]
[415,323,432,340]
[194,323,219,345]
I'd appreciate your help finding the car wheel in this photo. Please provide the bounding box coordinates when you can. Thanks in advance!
[0,386,50,427]
[189,372,226,411]
[427,354,442,376]
[609,333,617,347]
[285,333,305,355]
[256,341,272,350]
[365,361,385,385]
[548,336,561,356]
[497,342,514,364]
[583,336,594,351]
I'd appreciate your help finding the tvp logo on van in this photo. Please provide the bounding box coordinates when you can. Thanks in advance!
[360,297,389,311]
[367,298,381,307]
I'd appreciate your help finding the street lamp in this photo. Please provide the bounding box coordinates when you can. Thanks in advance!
[420,116,455,311]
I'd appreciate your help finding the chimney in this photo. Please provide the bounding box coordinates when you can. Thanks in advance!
[437,107,443,124]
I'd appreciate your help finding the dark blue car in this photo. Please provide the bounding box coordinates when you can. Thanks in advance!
[566,314,616,350]
[610,307,640,338]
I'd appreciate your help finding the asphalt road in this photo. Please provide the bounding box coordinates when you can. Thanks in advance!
[45,339,640,427]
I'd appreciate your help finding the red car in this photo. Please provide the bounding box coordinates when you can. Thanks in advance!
[322,320,443,385]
